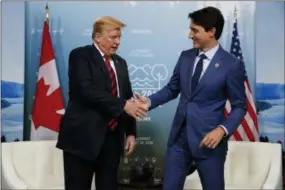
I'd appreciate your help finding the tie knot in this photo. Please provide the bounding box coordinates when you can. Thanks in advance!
[104,55,110,60]
[199,54,207,60]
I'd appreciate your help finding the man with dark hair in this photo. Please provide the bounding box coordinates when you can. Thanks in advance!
[135,6,247,190]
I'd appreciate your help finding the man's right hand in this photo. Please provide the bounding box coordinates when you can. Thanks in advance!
[134,93,150,108]
[124,100,148,120]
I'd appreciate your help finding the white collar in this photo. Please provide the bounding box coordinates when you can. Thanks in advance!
[198,43,219,60]
[93,41,105,57]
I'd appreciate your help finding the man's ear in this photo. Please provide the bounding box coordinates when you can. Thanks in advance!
[94,33,101,43]
[208,27,216,38]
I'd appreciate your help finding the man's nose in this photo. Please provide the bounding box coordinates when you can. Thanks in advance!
[188,31,193,39]
[115,37,120,44]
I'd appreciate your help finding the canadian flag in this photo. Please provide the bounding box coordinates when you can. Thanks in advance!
[30,18,65,140]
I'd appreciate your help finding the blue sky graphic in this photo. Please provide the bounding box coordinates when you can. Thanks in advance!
[256,83,284,149]
[1,80,24,141]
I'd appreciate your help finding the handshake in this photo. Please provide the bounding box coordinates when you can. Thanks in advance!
[123,93,150,120]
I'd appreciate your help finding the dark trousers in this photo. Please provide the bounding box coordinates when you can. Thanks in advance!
[163,123,226,190]
[63,130,121,190]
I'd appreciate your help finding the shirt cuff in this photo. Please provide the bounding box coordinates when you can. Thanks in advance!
[147,98,151,108]
[219,125,228,136]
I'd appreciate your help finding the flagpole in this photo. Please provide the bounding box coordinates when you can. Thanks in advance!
[45,3,51,33]
[45,3,49,21]
[216,0,221,9]
[234,4,237,20]
[203,0,206,7]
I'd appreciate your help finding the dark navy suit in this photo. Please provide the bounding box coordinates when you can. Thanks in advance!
[148,45,247,190]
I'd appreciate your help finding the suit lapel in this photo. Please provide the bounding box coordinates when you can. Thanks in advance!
[90,44,112,91]
[112,55,124,98]
[184,50,198,97]
[90,44,127,97]
[190,47,225,99]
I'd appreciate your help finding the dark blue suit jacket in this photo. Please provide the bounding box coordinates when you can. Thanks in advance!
[148,46,247,157]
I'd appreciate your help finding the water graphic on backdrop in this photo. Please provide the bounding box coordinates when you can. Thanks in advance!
[1,81,24,142]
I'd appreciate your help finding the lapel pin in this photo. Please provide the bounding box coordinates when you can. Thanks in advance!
[215,63,220,68]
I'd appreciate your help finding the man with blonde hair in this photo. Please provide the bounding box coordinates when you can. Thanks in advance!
[56,16,147,190]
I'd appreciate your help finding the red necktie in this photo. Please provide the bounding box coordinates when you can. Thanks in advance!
[104,55,118,130]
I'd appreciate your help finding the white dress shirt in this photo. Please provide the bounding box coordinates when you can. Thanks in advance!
[94,42,120,97]
[193,44,228,135]
[192,44,219,79]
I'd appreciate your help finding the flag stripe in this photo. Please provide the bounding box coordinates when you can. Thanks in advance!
[224,103,244,140]
[229,135,235,140]
[227,15,259,142]
[245,82,259,131]
[237,125,249,141]
[233,131,242,140]
[246,100,259,132]
[244,113,259,140]
[240,113,255,141]
[225,102,246,141]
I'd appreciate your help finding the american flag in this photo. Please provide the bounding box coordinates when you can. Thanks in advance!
[225,11,259,141]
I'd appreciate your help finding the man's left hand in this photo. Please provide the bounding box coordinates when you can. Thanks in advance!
[125,135,136,156]
[200,126,226,149]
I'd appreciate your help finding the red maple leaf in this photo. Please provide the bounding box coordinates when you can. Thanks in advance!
[32,78,65,132]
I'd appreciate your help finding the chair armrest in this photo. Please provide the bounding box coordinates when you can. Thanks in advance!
[184,171,202,190]
[262,145,283,190]
[2,146,27,189]
[2,171,27,189]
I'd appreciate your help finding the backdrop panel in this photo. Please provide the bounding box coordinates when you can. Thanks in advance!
[25,1,256,171]
[1,1,25,142]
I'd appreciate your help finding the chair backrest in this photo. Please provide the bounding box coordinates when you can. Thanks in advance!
[225,141,282,189]
[2,140,64,189]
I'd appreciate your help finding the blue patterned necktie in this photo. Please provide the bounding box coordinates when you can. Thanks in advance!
[191,54,207,93]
